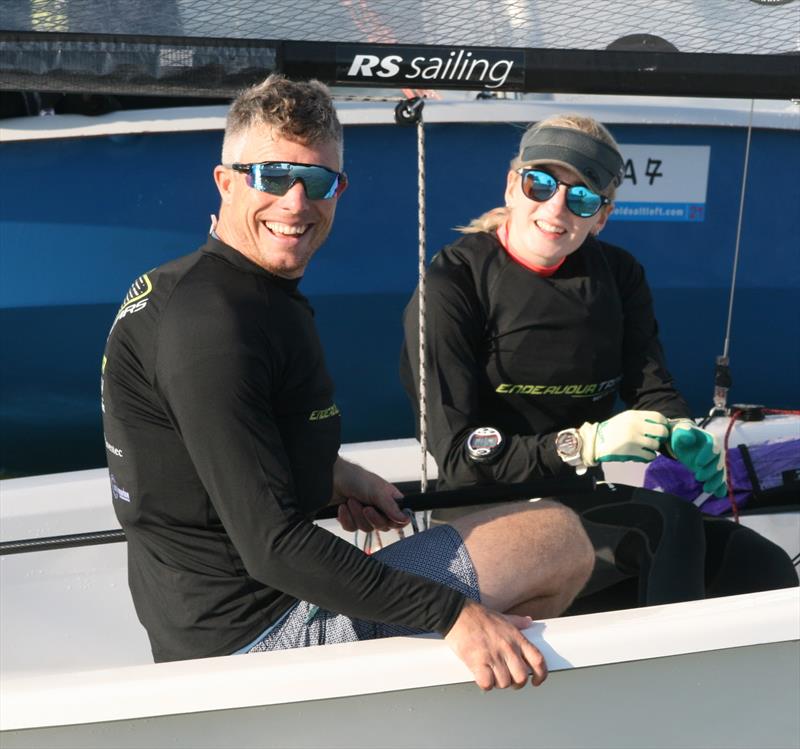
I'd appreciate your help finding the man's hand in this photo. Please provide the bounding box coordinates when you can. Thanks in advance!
[668,419,727,498]
[444,599,547,690]
[578,410,669,466]
[331,457,409,533]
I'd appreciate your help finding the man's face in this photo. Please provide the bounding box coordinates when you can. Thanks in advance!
[214,126,343,278]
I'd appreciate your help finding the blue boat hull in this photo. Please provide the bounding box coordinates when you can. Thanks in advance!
[1,120,798,475]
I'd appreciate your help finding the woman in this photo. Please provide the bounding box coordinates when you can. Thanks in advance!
[400,115,796,605]
[401,114,723,493]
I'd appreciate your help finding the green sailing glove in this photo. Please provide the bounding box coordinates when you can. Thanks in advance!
[668,419,727,498]
[578,410,669,466]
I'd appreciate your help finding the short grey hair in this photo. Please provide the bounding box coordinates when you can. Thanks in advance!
[221,74,343,165]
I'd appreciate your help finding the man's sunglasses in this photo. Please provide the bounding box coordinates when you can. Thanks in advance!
[227,161,346,200]
[516,168,609,218]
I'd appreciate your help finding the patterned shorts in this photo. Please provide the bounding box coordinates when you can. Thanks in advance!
[246,524,480,653]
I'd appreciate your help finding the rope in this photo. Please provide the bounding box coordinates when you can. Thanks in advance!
[723,410,744,523]
[416,113,429,510]
[333,94,408,103]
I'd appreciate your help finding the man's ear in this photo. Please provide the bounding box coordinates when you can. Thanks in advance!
[336,172,349,198]
[213,165,235,204]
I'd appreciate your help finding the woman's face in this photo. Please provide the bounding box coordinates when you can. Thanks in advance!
[504,162,610,267]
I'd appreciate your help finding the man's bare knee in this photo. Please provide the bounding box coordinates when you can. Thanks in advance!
[449,499,595,615]
[532,501,595,588]
[560,505,595,590]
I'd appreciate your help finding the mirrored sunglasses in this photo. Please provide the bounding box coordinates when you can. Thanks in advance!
[517,168,609,218]
[227,161,346,201]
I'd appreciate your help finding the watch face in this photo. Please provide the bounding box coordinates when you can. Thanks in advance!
[467,427,503,461]
[556,430,580,457]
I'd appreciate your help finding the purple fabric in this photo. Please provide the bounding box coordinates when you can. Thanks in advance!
[643,439,800,515]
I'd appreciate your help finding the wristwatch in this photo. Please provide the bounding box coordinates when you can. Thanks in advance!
[465,427,505,463]
[555,428,587,475]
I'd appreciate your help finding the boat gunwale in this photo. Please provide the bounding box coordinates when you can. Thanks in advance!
[1,95,798,144]
[1,587,797,732]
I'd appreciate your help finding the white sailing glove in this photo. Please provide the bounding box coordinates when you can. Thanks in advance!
[578,410,669,466]
[668,419,727,498]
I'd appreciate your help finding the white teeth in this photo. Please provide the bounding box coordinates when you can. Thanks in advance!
[536,220,566,234]
[264,222,309,236]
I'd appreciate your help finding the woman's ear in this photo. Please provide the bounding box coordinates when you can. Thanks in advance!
[591,204,613,235]
[504,170,518,206]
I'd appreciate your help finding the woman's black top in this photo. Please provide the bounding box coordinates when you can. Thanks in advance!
[400,231,690,490]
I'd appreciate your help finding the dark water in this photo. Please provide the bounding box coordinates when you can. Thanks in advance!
[1,288,797,477]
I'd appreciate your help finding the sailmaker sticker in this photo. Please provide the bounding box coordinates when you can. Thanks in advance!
[110,474,131,503]
[338,46,524,90]
[612,145,710,222]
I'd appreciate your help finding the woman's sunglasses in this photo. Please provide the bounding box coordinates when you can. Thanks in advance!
[516,168,609,218]
[227,161,347,201]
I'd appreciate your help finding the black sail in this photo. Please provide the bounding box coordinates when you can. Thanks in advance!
[1,0,798,99]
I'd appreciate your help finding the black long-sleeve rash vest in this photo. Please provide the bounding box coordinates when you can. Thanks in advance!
[400,231,690,491]
[102,237,464,662]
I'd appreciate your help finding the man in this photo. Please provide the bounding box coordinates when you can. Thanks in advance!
[102,75,594,691]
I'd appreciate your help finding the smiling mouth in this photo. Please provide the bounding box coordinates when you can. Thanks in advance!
[535,220,566,235]
[263,221,310,238]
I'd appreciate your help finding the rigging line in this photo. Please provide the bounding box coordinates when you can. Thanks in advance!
[417,111,429,509]
[721,99,755,362]
[332,94,408,103]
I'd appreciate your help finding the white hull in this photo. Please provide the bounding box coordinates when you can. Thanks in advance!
[1,420,798,747]
[2,590,798,749]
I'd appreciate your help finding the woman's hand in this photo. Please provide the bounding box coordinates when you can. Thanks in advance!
[578,410,669,465]
[668,419,727,497]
